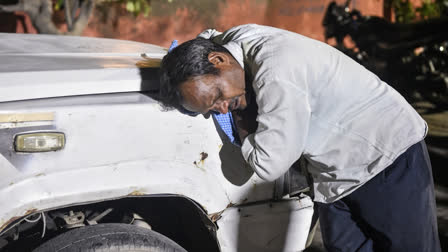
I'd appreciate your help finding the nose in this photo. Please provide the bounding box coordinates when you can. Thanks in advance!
[212,100,229,114]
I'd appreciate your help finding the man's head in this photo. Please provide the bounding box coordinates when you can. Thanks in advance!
[159,38,247,115]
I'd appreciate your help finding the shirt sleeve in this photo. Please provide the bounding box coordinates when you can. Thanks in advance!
[241,79,311,181]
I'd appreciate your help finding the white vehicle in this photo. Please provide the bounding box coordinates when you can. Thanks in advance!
[0,33,315,252]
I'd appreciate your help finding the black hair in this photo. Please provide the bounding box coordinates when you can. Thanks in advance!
[159,38,230,111]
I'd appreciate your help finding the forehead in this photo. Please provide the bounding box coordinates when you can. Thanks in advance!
[179,76,219,113]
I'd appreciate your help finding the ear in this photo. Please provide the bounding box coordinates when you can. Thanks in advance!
[208,52,230,66]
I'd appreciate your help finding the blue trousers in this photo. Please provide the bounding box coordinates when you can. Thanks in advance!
[317,141,441,252]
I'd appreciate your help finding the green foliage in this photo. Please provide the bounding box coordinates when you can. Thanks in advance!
[391,0,416,23]
[123,0,151,17]
[150,0,225,25]
[416,0,447,19]
[54,0,65,11]
[54,0,155,17]
[389,0,448,23]
[52,0,225,21]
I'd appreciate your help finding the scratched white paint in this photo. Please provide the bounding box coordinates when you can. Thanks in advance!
[0,34,313,251]
[0,121,54,129]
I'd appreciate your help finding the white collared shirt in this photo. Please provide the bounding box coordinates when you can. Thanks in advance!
[198,24,427,203]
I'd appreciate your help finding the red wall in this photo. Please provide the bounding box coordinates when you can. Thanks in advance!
[1,0,384,48]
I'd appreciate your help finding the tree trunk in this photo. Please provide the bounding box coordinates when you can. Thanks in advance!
[0,0,95,35]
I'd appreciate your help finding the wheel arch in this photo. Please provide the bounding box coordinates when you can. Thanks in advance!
[0,194,221,252]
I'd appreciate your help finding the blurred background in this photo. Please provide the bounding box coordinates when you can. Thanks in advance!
[1,0,447,251]
[0,0,413,47]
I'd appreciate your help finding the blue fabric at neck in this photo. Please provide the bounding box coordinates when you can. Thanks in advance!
[213,112,241,146]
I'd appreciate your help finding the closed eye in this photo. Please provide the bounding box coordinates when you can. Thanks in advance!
[209,88,223,107]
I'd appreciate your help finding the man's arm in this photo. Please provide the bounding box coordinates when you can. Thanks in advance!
[239,80,311,181]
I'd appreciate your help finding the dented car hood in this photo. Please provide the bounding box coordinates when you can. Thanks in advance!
[0,33,166,103]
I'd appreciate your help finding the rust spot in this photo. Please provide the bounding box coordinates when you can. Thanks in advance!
[209,212,223,222]
[128,190,145,196]
[0,208,38,231]
[208,201,237,222]
[193,152,208,171]
[24,209,37,215]
[0,216,21,231]
[252,182,257,190]
[200,152,208,161]
[136,54,161,68]
[226,202,235,208]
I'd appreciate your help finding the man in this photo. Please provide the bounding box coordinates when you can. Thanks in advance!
[159,24,440,251]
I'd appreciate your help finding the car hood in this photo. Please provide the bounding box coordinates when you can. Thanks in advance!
[0,33,167,103]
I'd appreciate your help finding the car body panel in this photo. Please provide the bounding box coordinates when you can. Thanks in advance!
[0,33,313,251]
[0,33,163,102]
[217,198,314,252]
[0,93,269,214]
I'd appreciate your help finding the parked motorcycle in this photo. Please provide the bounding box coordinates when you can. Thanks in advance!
[323,0,448,108]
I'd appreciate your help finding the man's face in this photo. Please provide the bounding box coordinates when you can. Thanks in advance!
[179,52,247,115]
